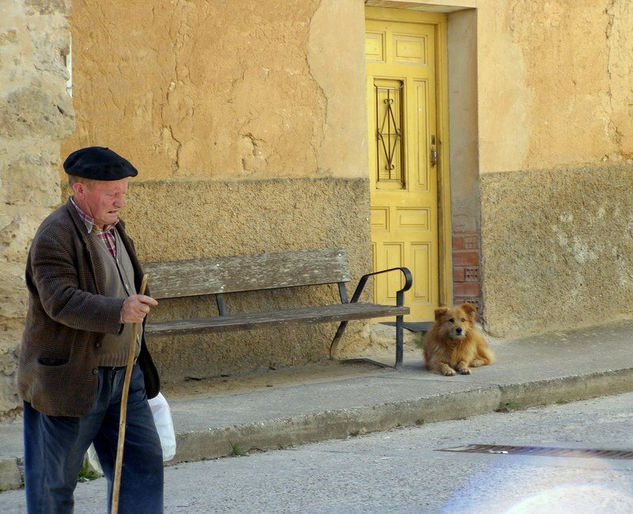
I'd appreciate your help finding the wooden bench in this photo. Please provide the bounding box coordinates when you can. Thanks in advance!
[143,248,412,367]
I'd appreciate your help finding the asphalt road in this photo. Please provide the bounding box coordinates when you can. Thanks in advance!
[3,391,633,513]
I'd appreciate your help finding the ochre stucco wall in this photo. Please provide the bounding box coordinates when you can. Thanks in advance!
[481,166,633,336]
[476,0,633,335]
[447,9,478,235]
[63,0,367,181]
[477,0,633,172]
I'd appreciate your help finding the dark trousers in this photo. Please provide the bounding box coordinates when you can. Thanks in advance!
[23,364,164,513]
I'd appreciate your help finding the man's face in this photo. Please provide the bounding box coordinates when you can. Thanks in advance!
[72,178,129,229]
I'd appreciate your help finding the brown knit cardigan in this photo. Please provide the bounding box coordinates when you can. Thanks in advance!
[18,199,159,417]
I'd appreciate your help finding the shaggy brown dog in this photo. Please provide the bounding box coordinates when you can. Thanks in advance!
[422,303,494,376]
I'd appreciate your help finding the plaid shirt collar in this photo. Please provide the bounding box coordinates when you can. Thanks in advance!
[71,197,118,258]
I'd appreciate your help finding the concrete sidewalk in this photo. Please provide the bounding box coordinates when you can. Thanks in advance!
[3,319,633,492]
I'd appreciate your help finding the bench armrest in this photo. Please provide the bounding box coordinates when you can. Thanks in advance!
[330,267,412,365]
[349,267,413,304]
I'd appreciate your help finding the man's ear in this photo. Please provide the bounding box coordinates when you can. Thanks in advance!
[71,181,84,198]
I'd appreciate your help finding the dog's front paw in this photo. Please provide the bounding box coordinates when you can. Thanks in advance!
[455,361,471,374]
[440,365,456,376]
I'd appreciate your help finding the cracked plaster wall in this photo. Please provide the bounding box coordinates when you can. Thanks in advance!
[476,0,633,336]
[477,0,633,172]
[62,0,367,180]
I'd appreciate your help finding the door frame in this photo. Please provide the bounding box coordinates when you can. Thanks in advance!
[365,6,453,311]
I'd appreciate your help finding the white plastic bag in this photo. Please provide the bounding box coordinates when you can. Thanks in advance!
[85,443,103,476]
[148,392,177,461]
[84,392,176,472]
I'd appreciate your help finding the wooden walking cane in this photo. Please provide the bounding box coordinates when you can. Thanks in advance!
[111,274,149,514]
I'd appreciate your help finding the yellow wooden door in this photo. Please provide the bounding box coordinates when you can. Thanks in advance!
[366,10,444,321]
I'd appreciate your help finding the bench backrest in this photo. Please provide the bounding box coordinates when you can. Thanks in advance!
[143,248,350,299]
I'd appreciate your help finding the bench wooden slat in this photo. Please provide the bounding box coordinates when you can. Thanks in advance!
[144,248,350,299]
[145,303,410,335]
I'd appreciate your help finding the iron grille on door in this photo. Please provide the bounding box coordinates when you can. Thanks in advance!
[374,79,405,189]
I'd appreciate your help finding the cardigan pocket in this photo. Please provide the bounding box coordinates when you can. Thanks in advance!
[30,359,97,417]
[28,335,99,417]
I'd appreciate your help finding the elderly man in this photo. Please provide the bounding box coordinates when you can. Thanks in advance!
[18,147,163,513]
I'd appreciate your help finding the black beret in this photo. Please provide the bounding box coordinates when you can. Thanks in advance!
[63,146,138,180]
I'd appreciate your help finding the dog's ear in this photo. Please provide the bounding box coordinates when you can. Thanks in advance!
[434,306,448,320]
[460,303,477,320]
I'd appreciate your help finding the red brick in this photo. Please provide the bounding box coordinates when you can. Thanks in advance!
[454,282,480,297]
[454,295,481,311]
[453,268,466,282]
[463,236,479,250]
[453,251,479,267]
[464,267,479,282]
[452,236,466,250]
[453,233,479,251]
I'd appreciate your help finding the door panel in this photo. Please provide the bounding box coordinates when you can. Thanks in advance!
[366,14,441,321]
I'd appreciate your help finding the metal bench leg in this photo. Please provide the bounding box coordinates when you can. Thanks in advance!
[329,320,348,359]
[395,313,403,368]
[395,289,405,368]
[332,314,403,368]
[330,320,392,369]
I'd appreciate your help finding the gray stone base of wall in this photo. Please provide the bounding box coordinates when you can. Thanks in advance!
[124,177,374,384]
[480,164,633,337]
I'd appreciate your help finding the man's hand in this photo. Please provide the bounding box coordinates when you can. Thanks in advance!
[120,294,158,324]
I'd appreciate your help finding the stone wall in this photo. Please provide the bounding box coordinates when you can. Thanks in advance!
[6,0,633,414]
[0,0,73,417]
[476,0,633,335]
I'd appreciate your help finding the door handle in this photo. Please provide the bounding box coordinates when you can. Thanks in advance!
[430,135,438,167]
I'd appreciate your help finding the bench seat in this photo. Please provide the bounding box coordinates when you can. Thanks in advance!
[145,302,410,336]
